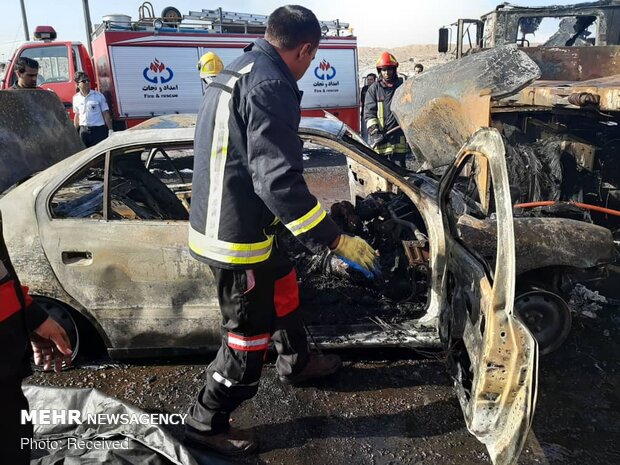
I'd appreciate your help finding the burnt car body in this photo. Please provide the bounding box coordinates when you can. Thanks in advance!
[0,113,538,464]
[2,110,612,356]
[395,45,617,353]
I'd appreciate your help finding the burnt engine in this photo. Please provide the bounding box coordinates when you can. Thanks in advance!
[316,192,430,303]
[281,192,431,326]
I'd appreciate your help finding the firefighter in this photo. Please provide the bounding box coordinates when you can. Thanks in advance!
[364,52,410,167]
[0,211,73,464]
[72,71,114,148]
[186,5,377,456]
[197,51,224,85]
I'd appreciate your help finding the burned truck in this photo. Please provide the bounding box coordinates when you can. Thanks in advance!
[437,1,620,248]
[391,43,617,356]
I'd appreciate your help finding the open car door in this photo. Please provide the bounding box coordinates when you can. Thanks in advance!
[437,128,538,465]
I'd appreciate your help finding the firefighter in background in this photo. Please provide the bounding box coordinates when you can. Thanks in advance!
[186,5,377,456]
[0,211,73,464]
[364,52,410,167]
[197,51,224,86]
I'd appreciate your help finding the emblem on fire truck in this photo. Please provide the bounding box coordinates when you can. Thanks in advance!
[143,59,174,84]
[314,60,337,80]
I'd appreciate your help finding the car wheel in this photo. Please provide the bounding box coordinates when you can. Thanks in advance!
[31,297,79,371]
[514,290,571,355]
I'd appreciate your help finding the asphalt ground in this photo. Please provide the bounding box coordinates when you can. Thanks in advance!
[27,296,620,465]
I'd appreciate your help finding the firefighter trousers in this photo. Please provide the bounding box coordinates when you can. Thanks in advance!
[186,260,309,433]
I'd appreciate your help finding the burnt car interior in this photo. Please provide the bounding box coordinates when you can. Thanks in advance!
[282,140,436,342]
[494,116,620,233]
[51,145,193,221]
[48,137,452,347]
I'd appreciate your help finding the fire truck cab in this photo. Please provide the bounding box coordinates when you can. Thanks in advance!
[1,26,95,114]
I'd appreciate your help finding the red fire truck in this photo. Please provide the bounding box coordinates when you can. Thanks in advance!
[1,6,360,130]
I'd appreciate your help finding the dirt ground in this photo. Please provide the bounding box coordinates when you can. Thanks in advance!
[358,45,451,78]
[27,299,619,465]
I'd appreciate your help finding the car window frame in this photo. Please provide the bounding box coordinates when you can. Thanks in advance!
[46,139,195,223]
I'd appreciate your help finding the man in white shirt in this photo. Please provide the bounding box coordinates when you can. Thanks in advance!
[72,72,113,147]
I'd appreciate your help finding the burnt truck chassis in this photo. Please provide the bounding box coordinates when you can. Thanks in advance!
[435,1,620,261]
[392,44,618,352]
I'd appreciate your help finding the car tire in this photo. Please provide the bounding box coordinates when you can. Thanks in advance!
[514,289,572,355]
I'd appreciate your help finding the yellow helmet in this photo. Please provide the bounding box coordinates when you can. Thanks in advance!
[197,52,224,79]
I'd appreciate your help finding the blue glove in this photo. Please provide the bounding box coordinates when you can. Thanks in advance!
[340,256,377,280]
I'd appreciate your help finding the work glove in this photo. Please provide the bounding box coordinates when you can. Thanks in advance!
[108,129,114,137]
[332,234,378,275]
[368,125,385,148]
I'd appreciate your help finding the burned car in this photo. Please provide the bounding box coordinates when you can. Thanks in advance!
[2,110,611,358]
[1,112,538,464]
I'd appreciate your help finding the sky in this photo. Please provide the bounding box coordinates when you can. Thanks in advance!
[1,0,586,62]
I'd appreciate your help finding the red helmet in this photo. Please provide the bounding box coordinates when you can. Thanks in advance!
[376,52,399,69]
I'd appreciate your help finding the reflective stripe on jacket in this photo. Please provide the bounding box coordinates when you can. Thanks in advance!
[189,39,340,269]
[374,134,409,155]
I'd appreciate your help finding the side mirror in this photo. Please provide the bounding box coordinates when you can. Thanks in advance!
[438,28,449,53]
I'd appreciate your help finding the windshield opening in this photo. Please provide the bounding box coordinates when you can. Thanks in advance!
[20,45,70,85]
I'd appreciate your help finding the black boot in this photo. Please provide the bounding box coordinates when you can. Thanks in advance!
[184,426,258,456]
[279,353,342,385]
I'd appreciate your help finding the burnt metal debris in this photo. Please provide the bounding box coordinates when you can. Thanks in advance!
[391,45,541,170]
[430,1,620,238]
[0,90,84,192]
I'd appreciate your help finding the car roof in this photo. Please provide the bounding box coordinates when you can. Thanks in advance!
[129,113,347,139]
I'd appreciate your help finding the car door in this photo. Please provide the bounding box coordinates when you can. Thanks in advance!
[36,142,221,354]
[437,128,538,465]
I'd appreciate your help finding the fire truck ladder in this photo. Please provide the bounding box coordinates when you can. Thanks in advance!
[184,8,350,36]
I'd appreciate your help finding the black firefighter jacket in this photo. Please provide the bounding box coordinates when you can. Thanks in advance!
[364,77,409,155]
[189,39,340,269]
[0,212,47,383]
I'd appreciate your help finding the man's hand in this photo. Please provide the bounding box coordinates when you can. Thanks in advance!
[368,125,385,148]
[331,235,378,273]
[31,317,73,372]
[108,129,114,137]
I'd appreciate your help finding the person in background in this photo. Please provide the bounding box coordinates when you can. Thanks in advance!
[197,51,225,86]
[413,63,424,75]
[11,57,39,89]
[72,71,113,148]
[364,52,410,167]
[185,4,377,456]
[360,72,376,140]
[0,211,73,465]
